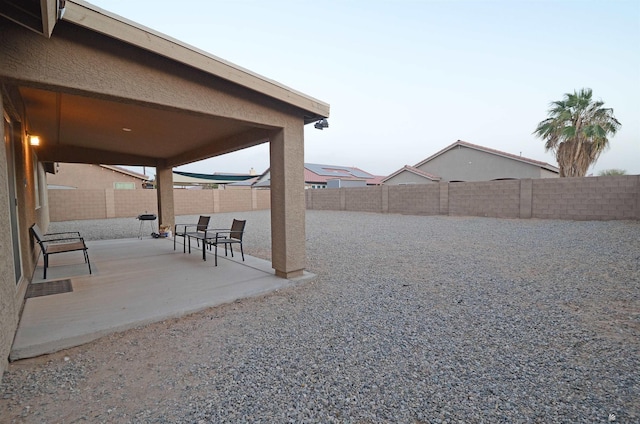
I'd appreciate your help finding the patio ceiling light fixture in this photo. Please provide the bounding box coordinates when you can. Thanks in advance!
[314,118,329,130]
[28,134,40,146]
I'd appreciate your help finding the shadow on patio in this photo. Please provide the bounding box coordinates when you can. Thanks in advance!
[11,237,313,361]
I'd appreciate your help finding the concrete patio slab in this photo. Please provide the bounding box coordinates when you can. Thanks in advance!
[11,237,314,360]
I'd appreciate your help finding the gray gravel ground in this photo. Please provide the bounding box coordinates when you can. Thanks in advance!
[1,210,639,423]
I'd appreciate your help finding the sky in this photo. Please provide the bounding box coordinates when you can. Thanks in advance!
[87,0,640,177]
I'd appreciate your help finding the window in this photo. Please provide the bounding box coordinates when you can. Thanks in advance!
[114,182,135,189]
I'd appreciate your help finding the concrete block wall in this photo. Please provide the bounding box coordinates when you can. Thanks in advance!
[305,188,342,210]
[174,190,214,216]
[49,188,270,221]
[305,175,639,221]
[255,189,271,210]
[48,190,108,221]
[114,189,157,218]
[449,180,520,218]
[388,184,440,215]
[218,190,253,213]
[531,175,640,220]
[345,186,383,212]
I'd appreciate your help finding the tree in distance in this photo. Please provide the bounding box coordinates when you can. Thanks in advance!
[598,169,626,176]
[534,88,621,177]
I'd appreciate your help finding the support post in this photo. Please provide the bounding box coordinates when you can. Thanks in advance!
[269,125,306,278]
[156,166,175,231]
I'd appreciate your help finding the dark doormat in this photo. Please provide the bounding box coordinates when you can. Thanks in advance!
[26,279,73,299]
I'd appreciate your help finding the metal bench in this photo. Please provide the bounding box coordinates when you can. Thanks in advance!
[30,224,92,279]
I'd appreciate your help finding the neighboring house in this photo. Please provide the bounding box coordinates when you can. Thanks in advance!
[383,140,559,184]
[47,163,151,189]
[255,163,384,189]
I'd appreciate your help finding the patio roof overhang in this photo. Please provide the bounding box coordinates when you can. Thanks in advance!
[1,0,323,279]
[0,0,330,169]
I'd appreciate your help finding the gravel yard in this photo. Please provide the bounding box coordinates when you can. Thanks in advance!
[1,210,639,423]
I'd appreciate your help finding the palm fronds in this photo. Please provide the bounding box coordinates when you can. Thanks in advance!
[533,88,621,177]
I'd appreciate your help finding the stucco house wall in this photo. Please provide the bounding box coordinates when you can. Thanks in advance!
[1,104,45,377]
[384,141,559,185]
[417,144,548,182]
[540,168,560,179]
[0,106,19,379]
[47,163,148,190]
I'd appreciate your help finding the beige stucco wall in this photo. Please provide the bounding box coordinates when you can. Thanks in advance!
[269,125,306,278]
[0,97,18,377]
[1,93,50,378]
[47,164,147,190]
[417,145,557,182]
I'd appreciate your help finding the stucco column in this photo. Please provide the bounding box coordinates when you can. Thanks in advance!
[270,125,305,278]
[156,166,175,230]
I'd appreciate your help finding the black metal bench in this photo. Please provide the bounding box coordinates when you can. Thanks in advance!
[30,224,92,279]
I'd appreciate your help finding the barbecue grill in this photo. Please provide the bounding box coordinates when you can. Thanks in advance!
[137,213,157,239]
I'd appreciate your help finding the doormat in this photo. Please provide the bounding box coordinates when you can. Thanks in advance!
[26,279,73,299]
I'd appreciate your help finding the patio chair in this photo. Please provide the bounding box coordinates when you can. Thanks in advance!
[206,219,246,266]
[174,215,211,253]
[30,224,92,279]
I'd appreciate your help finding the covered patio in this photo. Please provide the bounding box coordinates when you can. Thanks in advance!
[11,236,313,361]
[1,0,329,377]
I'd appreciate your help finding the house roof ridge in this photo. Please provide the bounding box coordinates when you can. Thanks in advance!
[99,164,150,180]
[404,165,441,180]
[415,140,558,172]
[455,140,557,168]
[382,165,441,183]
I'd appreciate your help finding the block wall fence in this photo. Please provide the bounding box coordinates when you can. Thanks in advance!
[48,176,640,222]
[48,189,272,222]
[305,175,640,221]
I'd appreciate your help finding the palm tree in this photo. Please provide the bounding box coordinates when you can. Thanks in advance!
[533,88,621,177]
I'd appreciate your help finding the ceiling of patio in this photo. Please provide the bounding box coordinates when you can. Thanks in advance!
[20,85,268,168]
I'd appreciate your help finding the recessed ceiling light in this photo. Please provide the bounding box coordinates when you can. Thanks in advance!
[122,127,132,132]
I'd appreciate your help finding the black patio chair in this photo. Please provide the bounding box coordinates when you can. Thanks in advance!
[206,219,246,266]
[174,215,211,252]
[30,223,92,279]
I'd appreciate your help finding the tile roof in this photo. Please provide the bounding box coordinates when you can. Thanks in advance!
[382,165,441,183]
[415,140,558,172]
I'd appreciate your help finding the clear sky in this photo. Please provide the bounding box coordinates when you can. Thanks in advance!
[87,0,640,177]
